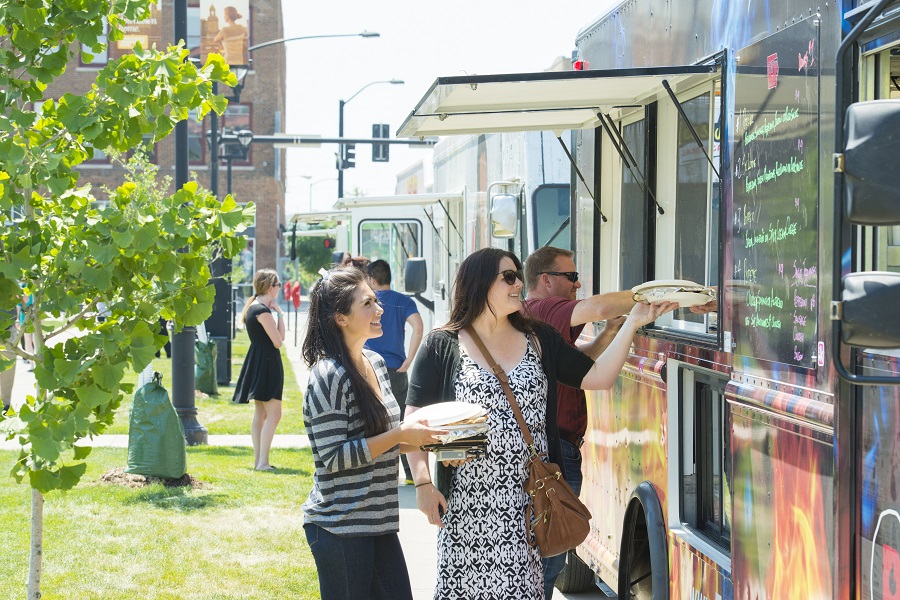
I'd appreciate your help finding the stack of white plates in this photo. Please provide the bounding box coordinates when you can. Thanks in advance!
[632,279,716,308]
[413,402,489,446]
[412,401,487,427]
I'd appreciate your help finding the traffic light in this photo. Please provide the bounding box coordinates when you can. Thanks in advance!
[372,123,389,162]
[342,144,356,169]
[323,237,336,249]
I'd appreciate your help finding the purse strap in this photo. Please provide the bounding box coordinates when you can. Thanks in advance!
[464,326,539,455]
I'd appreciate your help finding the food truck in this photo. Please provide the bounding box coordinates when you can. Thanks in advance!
[397,1,900,597]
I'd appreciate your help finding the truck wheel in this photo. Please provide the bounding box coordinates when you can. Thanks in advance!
[554,550,594,593]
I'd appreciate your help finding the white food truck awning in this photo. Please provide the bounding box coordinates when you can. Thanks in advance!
[289,210,349,224]
[334,192,464,209]
[397,65,719,138]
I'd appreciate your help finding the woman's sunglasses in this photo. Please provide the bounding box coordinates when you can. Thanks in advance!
[541,271,579,283]
[498,269,524,285]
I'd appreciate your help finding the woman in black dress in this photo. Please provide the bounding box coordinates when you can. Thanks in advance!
[233,268,285,470]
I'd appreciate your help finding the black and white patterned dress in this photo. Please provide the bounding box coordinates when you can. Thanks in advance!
[434,339,549,600]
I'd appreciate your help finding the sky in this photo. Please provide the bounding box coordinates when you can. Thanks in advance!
[279,0,618,215]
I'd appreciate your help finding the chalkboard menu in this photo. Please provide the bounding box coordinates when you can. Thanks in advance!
[732,18,819,369]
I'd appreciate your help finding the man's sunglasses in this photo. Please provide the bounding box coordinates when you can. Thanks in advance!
[541,271,579,283]
[498,269,524,285]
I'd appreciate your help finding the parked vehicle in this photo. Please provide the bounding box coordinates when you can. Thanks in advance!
[398,1,900,598]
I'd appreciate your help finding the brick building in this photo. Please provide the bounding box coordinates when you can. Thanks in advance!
[45,0,288,286]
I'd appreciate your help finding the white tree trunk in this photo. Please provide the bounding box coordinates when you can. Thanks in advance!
[26,488,43,599]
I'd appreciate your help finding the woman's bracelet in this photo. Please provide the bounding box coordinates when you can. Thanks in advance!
[414,481,432,488]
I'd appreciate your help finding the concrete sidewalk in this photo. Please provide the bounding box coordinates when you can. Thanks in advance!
[0,314,605,600]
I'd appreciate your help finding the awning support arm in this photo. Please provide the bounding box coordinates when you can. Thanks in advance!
[599,113,665,215]
[661,79,721,180]
[554,135,608,223]
[390,222,415,259]
[421,207,453,259]
[437,200,465,247]
[541,216,571,248]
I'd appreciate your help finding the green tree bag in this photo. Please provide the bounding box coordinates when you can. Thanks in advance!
[195,340,219,396]
[126,379,187,479]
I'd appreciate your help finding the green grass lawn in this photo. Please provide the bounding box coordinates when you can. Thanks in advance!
[0,446,320,599]
[104,330,306,435]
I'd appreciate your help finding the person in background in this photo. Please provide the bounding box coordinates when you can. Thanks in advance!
[0,307,16,414]
[340,253,371,270]
[365,259,424,484]
[523,245,715,597]
[155,318,171,359]
[301,266,446,600]
[406,248,676,600]
[18,286,34,372]
[232,269,285,471]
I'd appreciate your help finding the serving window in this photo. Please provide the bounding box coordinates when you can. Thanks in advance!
[668,84,720,331]
[618,112,652,291]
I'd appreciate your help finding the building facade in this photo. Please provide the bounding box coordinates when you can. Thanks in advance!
[44,0,288,283]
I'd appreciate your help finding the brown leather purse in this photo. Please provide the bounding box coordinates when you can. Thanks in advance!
[465,327,592,558]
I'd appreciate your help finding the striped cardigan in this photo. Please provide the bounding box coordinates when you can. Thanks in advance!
[301,349,401,536]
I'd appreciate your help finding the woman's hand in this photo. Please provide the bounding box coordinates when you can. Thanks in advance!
[267,298,283,314]
[399,419,448,447]
[627,300,679,327]
[416,483,448,528]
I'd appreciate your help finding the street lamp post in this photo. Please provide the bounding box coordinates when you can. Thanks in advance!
[220,129,254,195]
[203,31,381,388]
[172,0,206,445]
[206,128,252,385]
[337,79,404,199]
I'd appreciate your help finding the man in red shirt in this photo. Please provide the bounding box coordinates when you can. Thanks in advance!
[525,246,714,597]
[523,246,637,598]
[524,247,636,487]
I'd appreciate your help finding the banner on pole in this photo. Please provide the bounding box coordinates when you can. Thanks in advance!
[199,0,251,65]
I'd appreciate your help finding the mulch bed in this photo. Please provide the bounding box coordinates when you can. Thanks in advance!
[99,467,210,490]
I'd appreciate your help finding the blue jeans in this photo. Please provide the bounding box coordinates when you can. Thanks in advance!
[542,438,584,599]
[304,523,413,600]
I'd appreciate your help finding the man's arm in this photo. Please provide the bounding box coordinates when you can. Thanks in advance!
[575,315,626,360]
[570,291,636,327]
[398,312,424,373]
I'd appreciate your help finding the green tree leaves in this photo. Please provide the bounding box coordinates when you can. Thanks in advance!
[0,0,255,495]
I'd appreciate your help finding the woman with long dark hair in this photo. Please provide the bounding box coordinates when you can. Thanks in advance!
[405,248,675,599]
[232,268,285,471]
[301,266,446,600]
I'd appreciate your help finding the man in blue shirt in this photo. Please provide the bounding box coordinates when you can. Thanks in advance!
[365,260,424,484]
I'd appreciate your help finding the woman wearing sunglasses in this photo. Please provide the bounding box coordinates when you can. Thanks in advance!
[405,248,676,600]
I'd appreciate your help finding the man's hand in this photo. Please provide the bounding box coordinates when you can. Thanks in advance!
[397,357,413,373]
[416,483,448,528]
[689,299,717,314]
[597,316,626,344]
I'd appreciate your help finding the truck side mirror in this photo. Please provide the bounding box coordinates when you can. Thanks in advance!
[490,193,518,239]
[843,100,900,225]
[840,272,900,348]
[405,257,427,294]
